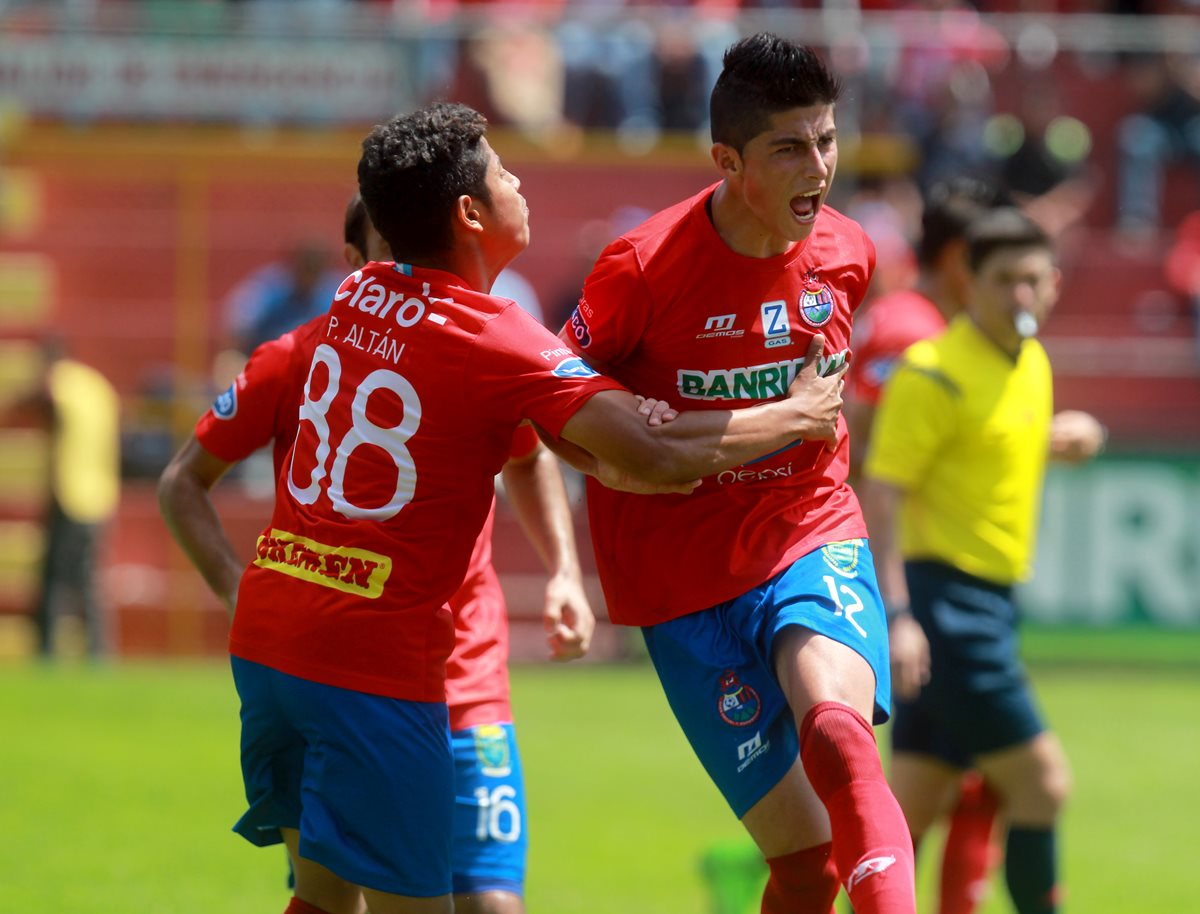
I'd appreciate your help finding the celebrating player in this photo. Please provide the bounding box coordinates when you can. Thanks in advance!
[559,34,915,914]
[861,208,1105,914]
[207,101,848,914]
[159,192,600,914]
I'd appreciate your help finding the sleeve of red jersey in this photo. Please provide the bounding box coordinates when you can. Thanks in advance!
[194,335,292,463]
[558,239,650,369]
[473,305,625,439]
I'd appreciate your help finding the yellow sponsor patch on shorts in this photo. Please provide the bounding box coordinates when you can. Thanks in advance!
[253,528,391,598]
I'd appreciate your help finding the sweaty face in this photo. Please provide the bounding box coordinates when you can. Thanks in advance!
[478,138,530,265]
[968,245,1059,354]
[735,104,838,250]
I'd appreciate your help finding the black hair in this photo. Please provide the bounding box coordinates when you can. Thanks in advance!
[710,34,842,153]
[918,177,1009,268]
[965,206,1052,273]
[343,191,369,258]
[357,102,492,261]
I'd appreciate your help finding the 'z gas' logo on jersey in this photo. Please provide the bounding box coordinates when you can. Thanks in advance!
[717,669,761,727]
[799,282,835,328]
[552,357,600,379]
[761,300,792,349]
[212,382,238,420]
[567,307,592,348]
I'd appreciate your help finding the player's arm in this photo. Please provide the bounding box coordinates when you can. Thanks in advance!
[559,335,846,486]
[501,440,595,662]
[157,437,242,617]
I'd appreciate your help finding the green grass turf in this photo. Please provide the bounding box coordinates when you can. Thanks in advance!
[1,628,1196,912]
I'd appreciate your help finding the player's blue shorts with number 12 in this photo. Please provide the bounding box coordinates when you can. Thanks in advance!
[642,539,891,818]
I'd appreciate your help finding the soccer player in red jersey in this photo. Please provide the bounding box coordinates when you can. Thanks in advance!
[559,35,915,914]
[159,193,595,914]
[197,102,848,914]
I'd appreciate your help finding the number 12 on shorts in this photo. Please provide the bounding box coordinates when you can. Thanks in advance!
[822,575,868,638]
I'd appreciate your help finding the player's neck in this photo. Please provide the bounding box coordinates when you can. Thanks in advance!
[709,183,796,259]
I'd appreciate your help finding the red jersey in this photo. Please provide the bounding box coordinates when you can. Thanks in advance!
[844,288,947,407]
[561,184,874,626]
[228,261,622,701]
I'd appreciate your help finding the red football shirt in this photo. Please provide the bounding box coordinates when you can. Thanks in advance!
[228,261,622,701]
[844,288,947,407]
[196,313,540,726]
[561,184,874,626]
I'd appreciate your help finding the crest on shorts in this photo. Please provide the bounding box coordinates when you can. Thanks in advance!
[821,539,864,579]
[716,669,761,727]
[212,382,237,420]
[799,281,835,328]
[473,724,512,777]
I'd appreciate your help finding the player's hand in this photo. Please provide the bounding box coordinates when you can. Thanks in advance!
[543,572,595,662]
[1050,410,1106,464]
[889,612,931,701]
[785,334,846,452]
[634,395,679,427]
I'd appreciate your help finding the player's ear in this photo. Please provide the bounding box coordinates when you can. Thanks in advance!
[711,142,742,180]
[456,194,485,236]
[343,242,366,270]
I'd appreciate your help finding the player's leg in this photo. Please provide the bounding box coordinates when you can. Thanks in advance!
[230,657,455,914]
[975,733,1071,914]
[641,609,840,914]
[887,752,964,849]
[938,772,1002,914]
[767,541,915,914]
[450,723,528,914]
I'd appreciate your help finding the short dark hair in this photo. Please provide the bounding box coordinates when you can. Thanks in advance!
[343,191,369,259]
[357,102,492,261]
[918,177,1009,268]
[710,34,842,153]
[965,206,1052,273]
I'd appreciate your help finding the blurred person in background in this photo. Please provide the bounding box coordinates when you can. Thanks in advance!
[560,34,916,913]
[860,208,1106,914]
[160,191,596,914]
[6,336,121,658]
[223,238,345,357]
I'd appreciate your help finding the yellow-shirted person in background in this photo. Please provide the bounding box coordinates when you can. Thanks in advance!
[860,208,1105,914]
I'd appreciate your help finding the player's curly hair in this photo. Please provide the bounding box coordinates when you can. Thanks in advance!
[710,34,842,153]
[358,102,492,262]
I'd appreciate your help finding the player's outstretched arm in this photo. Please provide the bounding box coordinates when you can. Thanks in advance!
[559,334,846,485]
[1049,409,1106,464]
[501,441,595,662]
[157,436,243,617]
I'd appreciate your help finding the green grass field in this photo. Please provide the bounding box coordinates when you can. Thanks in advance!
[2,628,1198,912]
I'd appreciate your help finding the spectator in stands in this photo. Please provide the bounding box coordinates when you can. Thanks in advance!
[222,239,344,357]
[10,337,121,658]
[1115,51,1200,237]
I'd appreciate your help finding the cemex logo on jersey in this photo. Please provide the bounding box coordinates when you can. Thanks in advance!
[677,348,850,400]
[212,382,238,420]
[552,357,600,379]
[717,669,761,727]
[697,313,745,341]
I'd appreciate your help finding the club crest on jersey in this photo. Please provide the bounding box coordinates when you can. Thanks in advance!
[717,669,761,727]
[212,383,237,420]
[552,356,600,379]
[473,724,512,777]
[821,539,865,579]
[799,282,835,328]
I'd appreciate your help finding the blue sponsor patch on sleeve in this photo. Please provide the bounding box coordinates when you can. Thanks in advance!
[552,357,600,379]
[212,384,237,420]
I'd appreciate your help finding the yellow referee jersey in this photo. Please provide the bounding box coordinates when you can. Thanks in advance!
[863,315,1052,585]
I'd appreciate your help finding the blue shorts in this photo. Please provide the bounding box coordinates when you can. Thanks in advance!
[642,540,892,818]
[230,656,454,897]
[451,723,527,896]
[890,560,1046,769]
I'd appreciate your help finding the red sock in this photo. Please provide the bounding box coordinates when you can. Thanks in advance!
[940,774,1001,914]
[799,702,916,914]
[284,899,334,914]
[760,841,840,914]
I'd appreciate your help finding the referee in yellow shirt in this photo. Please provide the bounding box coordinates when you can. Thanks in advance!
[860,208,1104,914]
